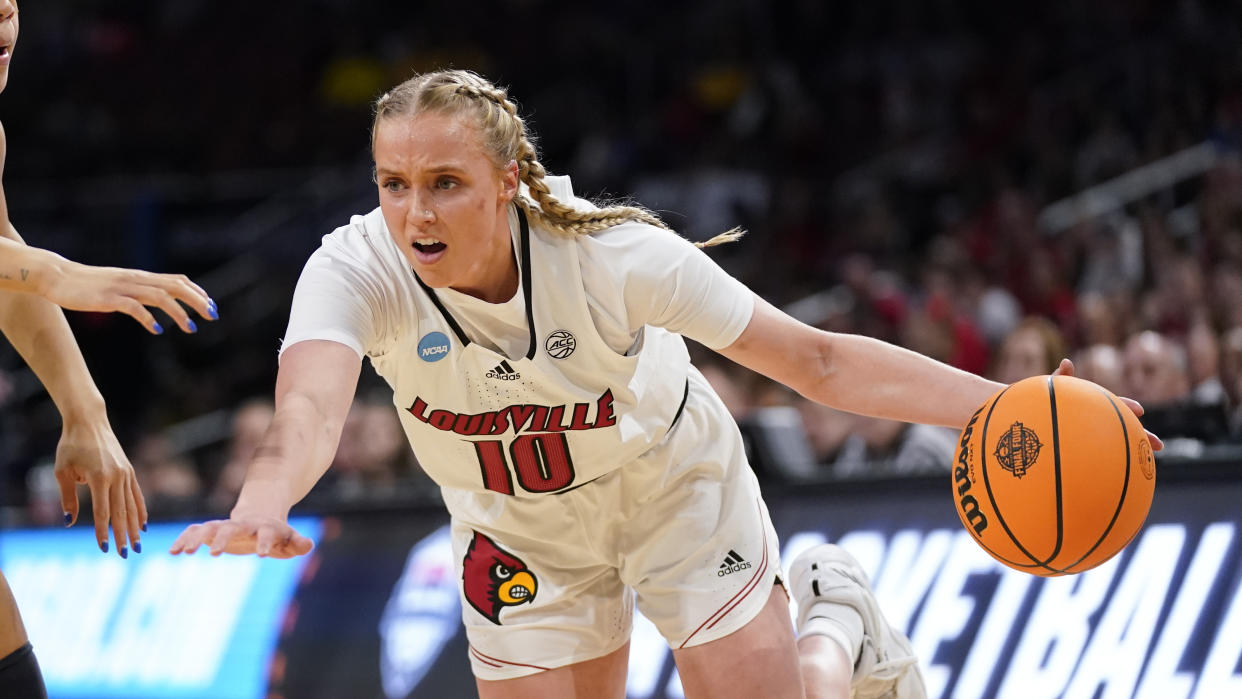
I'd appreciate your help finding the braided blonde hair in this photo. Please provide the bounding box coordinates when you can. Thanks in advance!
[371,70,741,247]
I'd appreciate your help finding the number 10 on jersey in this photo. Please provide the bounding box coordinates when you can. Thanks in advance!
[474,433,577,494]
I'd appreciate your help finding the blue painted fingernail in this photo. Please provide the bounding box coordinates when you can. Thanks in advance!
[208,299,219,320]
[141,522,148,532]
[133,542,142,554]
[99,541,109,554]
[153,322,164,335]
[63,512,72,526]
[119,546,128,559]
[187,319,198,333]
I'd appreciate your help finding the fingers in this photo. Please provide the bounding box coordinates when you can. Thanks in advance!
[170,522,210,555]
[208,522,243,556]
[131,477,149,535]
[258,528,314,559]
[54,468,79,527]
[109,480,130,558]
[287,532,315,557]
[1116,396,1162,451]
[1119,396,1146,417]
[120,285,199,334]
[116,297,164,335]
[88,477,111,554]
[124,481,142,554]
[108,271,217,334]
[1052,358,1075,377]
[1146,429,1165,452]
[255,526,278,557]
[136,271,216,328]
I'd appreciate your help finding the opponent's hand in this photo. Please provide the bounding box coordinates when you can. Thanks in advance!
[41,256,217,335]
[169,516,314,559]
[55,417,147,557]
[1052,358,1164,451]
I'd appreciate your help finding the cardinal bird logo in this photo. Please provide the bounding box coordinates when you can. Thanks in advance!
[462,531,537,624]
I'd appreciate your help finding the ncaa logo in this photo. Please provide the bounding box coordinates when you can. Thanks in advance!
[545,330,576,359]
[418,332,451,362]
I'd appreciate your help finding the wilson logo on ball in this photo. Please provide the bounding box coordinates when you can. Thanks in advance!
[993,422,1042,478]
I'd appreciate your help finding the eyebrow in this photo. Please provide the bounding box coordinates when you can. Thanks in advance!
[374,164,467,177]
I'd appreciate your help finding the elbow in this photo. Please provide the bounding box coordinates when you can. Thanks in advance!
[800,332,840,405]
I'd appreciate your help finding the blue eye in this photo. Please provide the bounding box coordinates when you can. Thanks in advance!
[382,180,405,192]
[436,177,458,190]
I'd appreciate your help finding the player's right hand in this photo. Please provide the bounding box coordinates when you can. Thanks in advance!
[169,516,314,559]
[41,255,217,334]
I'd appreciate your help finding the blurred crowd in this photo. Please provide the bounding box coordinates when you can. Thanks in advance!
[2,0,1242,521]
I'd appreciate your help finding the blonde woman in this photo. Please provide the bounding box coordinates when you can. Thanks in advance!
[0,1,216,694]
[172,70,1159,698]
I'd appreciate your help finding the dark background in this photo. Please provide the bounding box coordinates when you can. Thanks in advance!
[1,0,1241,521]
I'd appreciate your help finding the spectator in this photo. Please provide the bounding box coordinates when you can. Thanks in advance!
[991,316,1067,385]
[1123,331,1190,407]
[1074,343,1128,396]
[1123,330,1229,443]
[1186,318,1228,407]
[131,433,202,514]
[208,398,275,513]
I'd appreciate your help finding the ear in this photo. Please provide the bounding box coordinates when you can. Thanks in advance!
[499,159,519,203]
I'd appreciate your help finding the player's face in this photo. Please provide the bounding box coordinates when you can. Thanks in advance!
[374,112,519,303]
[0,0,18,94]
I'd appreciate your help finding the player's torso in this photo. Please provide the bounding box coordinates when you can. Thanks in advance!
[375,211,690,496]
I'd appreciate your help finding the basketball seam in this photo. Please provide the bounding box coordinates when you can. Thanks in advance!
[980,384,1058,574]
[1037,375,1066,567]
[1054,387,1133,573]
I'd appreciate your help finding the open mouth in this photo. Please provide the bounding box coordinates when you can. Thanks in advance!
[412,237,446,255]
[509,585,530,599]
[413,241,446,254]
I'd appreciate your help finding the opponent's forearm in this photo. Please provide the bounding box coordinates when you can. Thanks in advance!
[0,278,106,422]
[0,226,68,297]
[232,393,344,519]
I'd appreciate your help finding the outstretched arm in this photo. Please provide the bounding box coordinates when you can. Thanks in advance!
[0,227,215,334]
[718,296,1003,429]
[171,339,362,558]
[718,295,1163,450]
[0,240,148,555]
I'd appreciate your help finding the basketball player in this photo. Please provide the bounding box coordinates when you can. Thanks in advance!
[1,1,217,695]
[170,70,1161,698]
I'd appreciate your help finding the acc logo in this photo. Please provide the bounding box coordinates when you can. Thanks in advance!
[417,332,451,362]
[994,421,1042,478]
[545,330,576,359]
[462,532,537,625]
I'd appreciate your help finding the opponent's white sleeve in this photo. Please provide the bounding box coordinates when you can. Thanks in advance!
[581,224,755,349]
[280,231,387,360]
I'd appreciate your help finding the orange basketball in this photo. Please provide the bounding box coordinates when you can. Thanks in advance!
[952,375,1156,576]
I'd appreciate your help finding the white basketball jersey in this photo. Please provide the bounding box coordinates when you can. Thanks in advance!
[389,209,691,496]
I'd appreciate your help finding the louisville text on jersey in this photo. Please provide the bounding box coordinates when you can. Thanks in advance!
[406,389,617,436]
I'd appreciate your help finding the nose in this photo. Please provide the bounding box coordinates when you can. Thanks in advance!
[406,195,435,225]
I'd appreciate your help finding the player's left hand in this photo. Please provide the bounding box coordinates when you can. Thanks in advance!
[55,416,147,557]
[1053,358,1164,452]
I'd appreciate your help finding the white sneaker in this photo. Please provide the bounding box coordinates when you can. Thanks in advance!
[790,543,927,699]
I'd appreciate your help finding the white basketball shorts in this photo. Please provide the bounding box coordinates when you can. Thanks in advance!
[442,367,784,681]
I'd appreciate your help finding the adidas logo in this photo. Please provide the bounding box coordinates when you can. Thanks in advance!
[485,360,521,381]
[717,549,752,577]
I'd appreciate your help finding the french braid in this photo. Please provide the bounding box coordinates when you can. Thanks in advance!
[372,70,742,247]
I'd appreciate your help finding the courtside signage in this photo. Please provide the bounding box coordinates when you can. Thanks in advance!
[0,518,322,699]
